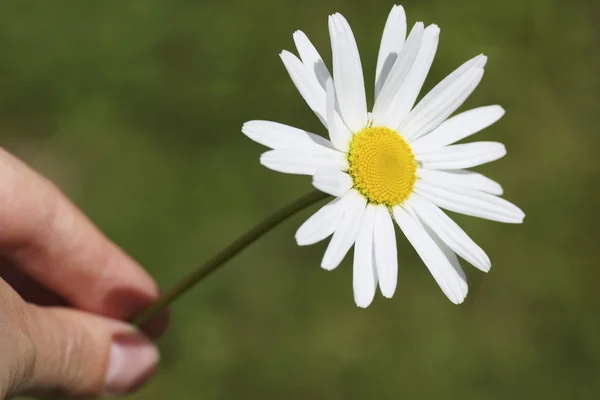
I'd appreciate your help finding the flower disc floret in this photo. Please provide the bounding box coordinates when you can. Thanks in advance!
[347,126,417,206]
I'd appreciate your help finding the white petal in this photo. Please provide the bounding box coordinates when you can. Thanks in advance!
[293,30,331,90]
[280,50,328,127]
[372,22,424,126]
[322,190,367,270]
[427,234,468,297]
[329,13,368,132]
[313,169,353,197]
[296,197,345,246]
[353,204,378,308]
[417,169,503,195]
[401,65,485,142]
[373,205,398,298]
[375,5,407,101]
[260,148,347,175]
[417,54,486,103]
[401,55,486,139]
[242,120,334,150]
[393,205,468,304]
[326,78,353,152]
[415,180,525,223]
[416,141,506,170]
[407,194,491,272]
[410,105,505,153]
[380,24,440,130]
[405,205,469,295]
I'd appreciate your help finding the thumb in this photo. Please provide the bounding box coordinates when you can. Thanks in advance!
[9,304,159,398]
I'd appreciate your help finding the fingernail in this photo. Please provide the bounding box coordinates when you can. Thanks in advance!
[104,334,159,396]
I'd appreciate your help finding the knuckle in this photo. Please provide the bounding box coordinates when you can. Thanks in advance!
[0,282,37,396]
[56,317,94,390]
[24,306,105,396]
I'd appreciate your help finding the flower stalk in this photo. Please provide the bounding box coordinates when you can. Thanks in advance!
[132,190,329,328]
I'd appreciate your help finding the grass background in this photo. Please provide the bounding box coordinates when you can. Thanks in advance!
[1,0,599,398]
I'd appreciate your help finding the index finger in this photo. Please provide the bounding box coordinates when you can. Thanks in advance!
[0,147,164,326]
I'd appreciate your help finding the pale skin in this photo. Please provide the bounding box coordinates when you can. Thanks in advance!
[0,148,167,398]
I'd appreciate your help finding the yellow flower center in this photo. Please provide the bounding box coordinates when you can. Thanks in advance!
[347,126,417,206]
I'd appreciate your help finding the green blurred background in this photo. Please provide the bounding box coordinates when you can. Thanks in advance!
[2,0,599,398]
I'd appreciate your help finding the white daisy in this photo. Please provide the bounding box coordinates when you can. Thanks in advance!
[242,5,524,307]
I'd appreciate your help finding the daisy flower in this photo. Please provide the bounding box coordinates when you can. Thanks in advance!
[242,5,524,307]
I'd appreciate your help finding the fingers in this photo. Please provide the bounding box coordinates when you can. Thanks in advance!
[0,281,159,398]
[0,148,163,324]
[0,258,67,307]
[24,306,159,397]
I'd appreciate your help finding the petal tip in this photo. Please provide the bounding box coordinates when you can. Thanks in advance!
[294,234,309,246]
[477,259,492,273]
[476,54,488,67]
[379,280,397,299]
[321,258,336,271]
[389,5,406,18]
[329,13,344,23]
[481,254,492,272]
[354,295,374,308]
[492,105,506,117]
[241,120,259,131]
[258,152,270,165]
[292,30,308,43]
[499,143,508,156]
[450,290,468,305]
[426,24,440,34]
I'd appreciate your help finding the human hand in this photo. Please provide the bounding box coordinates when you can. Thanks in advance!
[0,148,167,398]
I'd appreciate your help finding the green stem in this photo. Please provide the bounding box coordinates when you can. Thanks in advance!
[132,190,329,327]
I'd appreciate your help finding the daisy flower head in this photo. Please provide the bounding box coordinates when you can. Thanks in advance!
[242,5,524,307]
